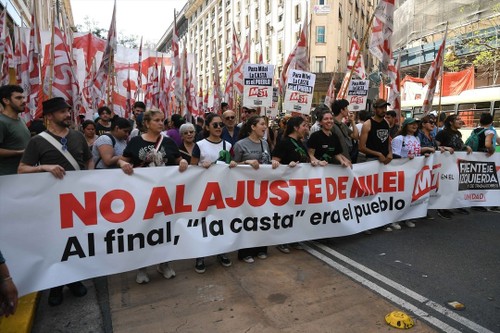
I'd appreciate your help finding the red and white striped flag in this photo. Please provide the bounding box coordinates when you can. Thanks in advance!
[423,29,447,115]
[43,16,83,120]
[145,61,159,108]
[14,27,28,86]
[324,75,336,108]
[1,31,13,85]
[26,5,43,120]
[172,13,182,109]
[258,37,264,64]
[0,8,6,54]
[224,26,243,109]
[93,0,117,102]
[135,36,143,100]
[158,60,168,116]
[126,65,132,118]
[182,47,189,115]
[347,38,366,79]
[368,0,395,75]
[188,63,200,116]
[278,9,309,96]
[387,53,401,119]
[212,42,222,114]
[198,86,204,113]
[337,38,367,99]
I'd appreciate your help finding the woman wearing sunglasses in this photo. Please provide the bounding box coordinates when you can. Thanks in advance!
[418,115,445,156]
[191,112,237,274]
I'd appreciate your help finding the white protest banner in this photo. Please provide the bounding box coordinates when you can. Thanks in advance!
[243,63,274,107]
[283,69,315,114]
[1,153,499,296]
[346,79,369,111]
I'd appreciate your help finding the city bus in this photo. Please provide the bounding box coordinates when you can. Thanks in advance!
[401,86,500,143]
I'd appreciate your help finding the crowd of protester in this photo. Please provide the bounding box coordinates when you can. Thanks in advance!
[0,83,498,311]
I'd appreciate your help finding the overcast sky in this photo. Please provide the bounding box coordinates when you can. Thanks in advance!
[70,0,187,44]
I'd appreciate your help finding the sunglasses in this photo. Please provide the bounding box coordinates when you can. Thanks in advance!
[211,122,224,128]
[225,116,235,120]
[183,130,195,134]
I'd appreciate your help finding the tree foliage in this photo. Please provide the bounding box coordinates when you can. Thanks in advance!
[75,15,148,49]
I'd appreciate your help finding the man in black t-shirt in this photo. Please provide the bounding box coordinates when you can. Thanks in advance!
[359,98,392,164]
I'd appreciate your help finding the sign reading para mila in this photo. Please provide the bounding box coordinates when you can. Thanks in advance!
[243,63,274,107]
[284,69,316,114]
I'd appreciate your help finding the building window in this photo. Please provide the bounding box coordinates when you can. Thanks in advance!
[316,26,326,43]
[315,57,326,73]
[318,0,327,4]
[278,14,283,22]
[277,40,283,54]
[295,4,301,22]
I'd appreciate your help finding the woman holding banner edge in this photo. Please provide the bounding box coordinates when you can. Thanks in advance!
[118,109,189,284]
[233,115,280,263]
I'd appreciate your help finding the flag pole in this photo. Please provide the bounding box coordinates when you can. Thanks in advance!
[436,22,448,122]
[48,5,56,99]
[338,10,376,99]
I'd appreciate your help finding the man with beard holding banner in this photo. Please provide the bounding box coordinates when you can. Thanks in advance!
[18,97,94,306]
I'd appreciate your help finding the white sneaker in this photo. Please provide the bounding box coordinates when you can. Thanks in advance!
[157,262,176,279]
[257,252,268,259]
[243,256,255,263]
[391,222,402,230]
[136,268,150,284]
[382,226,393,232]
[405,220,416,228]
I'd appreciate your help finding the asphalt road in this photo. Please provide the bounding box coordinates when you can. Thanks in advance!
[307,209,500,333]
[30,209,499,333]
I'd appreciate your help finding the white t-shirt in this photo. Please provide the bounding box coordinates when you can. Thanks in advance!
[392,135,421,158]
[192,138,232,165]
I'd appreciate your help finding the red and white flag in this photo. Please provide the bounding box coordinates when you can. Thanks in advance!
[145,61,159,109]
[198,87,204,113]
[423,29,447,115]
[172,13,182,109]
[1,31,13,85]
[158,61,168,116]
[224,26,243,109]
[347,38,366,79]
[126,66,132,118]
[187,63,200,116]
[387,53,401,119]
[135,36,143,100]
[26,5,43,120]
[324,75,336,108]
[233,34,249,96]
[212,42,222,114]
[182,47,189,115]
[278,9,309,96]
[15,27,29,86]
[93,0,117,102]
[43,17,83,119]
[368,0,395,75]
[337,38,367,99]
[258,37,264,64]
[0,8,6,54]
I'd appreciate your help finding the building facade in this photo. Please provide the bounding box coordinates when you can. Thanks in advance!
[157,0,376,106]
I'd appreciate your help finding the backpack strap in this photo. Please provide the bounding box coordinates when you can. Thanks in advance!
[39,131,80,171]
